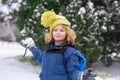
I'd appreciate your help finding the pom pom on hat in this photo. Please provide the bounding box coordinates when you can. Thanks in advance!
[41,11,58,27]
[41,11,71,30]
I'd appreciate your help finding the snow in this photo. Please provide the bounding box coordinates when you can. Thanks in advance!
[92,61,120,80]
[0,59,39,80]
[0,41,120,80]
[0,41,40,80]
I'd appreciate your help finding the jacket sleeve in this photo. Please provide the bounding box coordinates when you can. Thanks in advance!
[66,50,86,80]
[31,47,43,64]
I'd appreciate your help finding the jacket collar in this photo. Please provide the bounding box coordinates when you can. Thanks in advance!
[44,41,74,53]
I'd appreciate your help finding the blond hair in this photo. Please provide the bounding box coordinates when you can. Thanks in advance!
[44,25,76,45]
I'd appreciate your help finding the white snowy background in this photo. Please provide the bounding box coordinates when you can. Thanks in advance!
[0,41,120,80]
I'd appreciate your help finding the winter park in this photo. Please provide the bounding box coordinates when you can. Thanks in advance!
[0,0,120,80]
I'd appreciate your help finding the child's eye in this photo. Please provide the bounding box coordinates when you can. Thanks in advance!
[60,29,64,32]
[53,29,57,32]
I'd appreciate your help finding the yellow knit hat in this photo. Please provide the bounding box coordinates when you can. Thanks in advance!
[41,11,71,31]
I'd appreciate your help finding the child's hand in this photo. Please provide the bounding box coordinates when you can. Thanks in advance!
[78,68,96,80]
[20,37,36,50]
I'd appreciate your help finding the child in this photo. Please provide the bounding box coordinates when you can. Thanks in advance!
[20,11,96,80]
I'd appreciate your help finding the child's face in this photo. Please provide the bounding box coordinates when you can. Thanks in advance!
[52,25,67,44]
